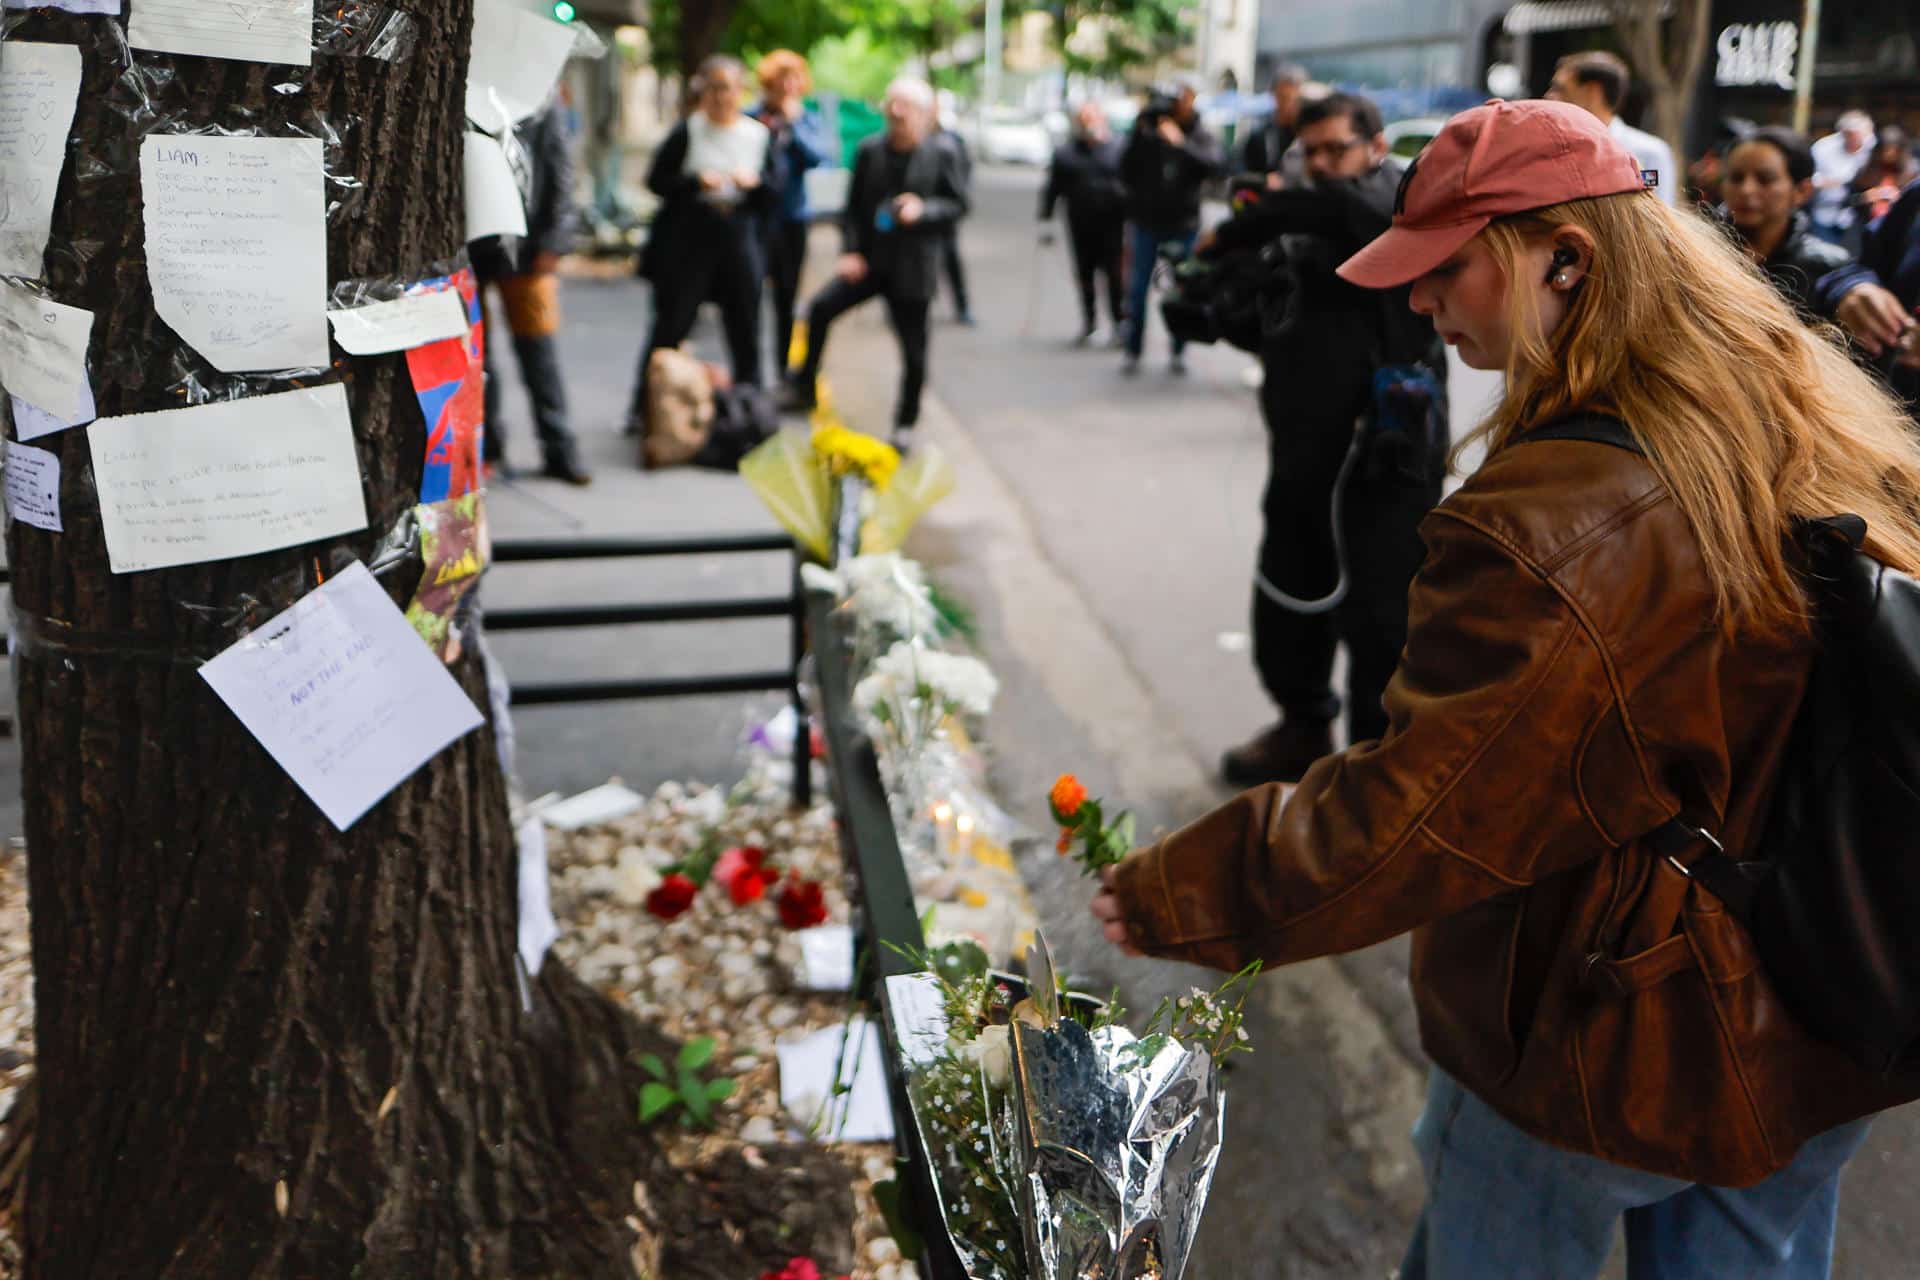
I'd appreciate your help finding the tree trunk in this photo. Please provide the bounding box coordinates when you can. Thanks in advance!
[1613,0,1714,169]
[678,0,740,87]
[0,8,749,1277]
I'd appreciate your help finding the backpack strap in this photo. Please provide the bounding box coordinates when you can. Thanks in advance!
[1646,818,1756,919]
[1520,413,1644,456]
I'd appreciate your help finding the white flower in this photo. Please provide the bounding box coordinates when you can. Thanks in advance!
[681,787,726,829]
[612,847,664,906]
[799,562,845,596]
[960,1022,1013,1088]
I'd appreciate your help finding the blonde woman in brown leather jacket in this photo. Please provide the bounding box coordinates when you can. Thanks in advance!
[1090,99,1920,1279]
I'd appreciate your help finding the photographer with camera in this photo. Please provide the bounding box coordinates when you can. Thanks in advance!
[1211,92,1449,788]
[1119,80,1224,375]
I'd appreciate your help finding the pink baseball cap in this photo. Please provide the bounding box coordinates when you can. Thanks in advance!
[1338,99,1652,289]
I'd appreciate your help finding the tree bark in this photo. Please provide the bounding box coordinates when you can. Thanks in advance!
[1,6,856,1276]
[1612,0,1714,168]
[678,0,740,88]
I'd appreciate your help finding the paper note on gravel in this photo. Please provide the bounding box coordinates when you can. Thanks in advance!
[88,383,366,574]
[776,1017,895,1142]
[3,440,60,532]
[130,0,313,67]
[328,289,469,355]
[0,281,91,421]
[140,134,327,372]
[0,42,82,278]
[199,562,484,830]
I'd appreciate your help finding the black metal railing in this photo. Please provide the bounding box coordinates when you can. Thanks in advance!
[490,534,812,809]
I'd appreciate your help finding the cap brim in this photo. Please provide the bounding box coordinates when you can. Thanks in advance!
[1336,216,1490,289]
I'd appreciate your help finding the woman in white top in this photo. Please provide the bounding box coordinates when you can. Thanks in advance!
[627,56,774,435]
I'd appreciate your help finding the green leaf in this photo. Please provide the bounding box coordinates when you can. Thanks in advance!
[678,1037,715,1073]
[1112,810,1137,850]
[706,1077,736,1102]
[638,1082,680,1123]
[638,1053,669,1081]
[871,1177,927,1261]
[682,1078,712,1125]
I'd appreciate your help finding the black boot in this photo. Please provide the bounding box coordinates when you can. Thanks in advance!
[1220,718,1334,788]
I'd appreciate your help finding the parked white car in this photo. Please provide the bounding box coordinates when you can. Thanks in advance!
[974,107,1053,166]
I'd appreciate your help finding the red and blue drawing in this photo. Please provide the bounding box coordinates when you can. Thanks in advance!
[406,268,485,503]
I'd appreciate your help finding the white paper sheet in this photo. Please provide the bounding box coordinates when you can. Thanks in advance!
[327,289,469,356]
[9,374,94,441]
[0,42,82,279]
[3,439,60,533]
[776,1017,896,1143]
[516,818,560,976]
[199,561,484,830]
[88,383,367,574]
[129,0,313,67]
[466,0,576,128]
[538,782,645,831]
[2,0,120,11]
[140,134,328,372]
[0,281,92,421]
[462,132,528,242]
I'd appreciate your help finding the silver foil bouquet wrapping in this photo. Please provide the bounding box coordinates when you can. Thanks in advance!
[884,936,1256,1280]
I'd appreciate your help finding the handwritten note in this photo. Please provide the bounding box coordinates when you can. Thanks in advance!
[0,281,92,421]
[3,439,60,533]
[87,383,367,574]
[10,377,94,441]
[466,0,577,128]
[328,289,469,356]
[0,42,82,279]
[129,0,313,68]
[199,561,484,830]
[140,134,327,372]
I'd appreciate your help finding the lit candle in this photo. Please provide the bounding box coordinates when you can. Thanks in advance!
[955,812,976,859]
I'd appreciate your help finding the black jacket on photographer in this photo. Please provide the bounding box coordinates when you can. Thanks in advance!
[1120,114,1224,236]
[1209,150,1448,755]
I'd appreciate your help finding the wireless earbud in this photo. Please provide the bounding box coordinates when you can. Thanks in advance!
[1545,247,1579,287]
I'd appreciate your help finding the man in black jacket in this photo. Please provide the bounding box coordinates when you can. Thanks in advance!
[1040,101,1128,343]
[1212,92,1448,786]
[473,100,590,485]
[1239,64,1308,190]
[786,77,969,443]
[1118,81,1223,374]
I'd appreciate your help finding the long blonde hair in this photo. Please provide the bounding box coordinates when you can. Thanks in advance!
[1471,192,1920,636]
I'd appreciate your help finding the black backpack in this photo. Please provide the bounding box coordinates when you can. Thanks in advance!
[1528,413,1920,1078]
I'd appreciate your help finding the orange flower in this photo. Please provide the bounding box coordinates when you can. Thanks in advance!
[1056,830,1072,855]
[1050,774,1087,820]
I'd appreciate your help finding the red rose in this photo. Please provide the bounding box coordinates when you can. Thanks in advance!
[644,873,698,921]
[759,1260,823,1280]
[776,875,828,930]
[715,845,780,905]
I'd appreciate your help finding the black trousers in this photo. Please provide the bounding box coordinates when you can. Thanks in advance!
[942,231,971,318]
[795,273,932,428]
[765,217,809,377]
[483,332,579,468]
[1067,214,1126,331]
[1253,352,1444,744]
[628,224,763,421]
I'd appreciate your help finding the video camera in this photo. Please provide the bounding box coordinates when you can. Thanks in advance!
[1135,87,1181,133]
[1160,236,1305,354]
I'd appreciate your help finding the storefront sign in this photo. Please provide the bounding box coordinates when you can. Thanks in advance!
[1715,20,1798,91]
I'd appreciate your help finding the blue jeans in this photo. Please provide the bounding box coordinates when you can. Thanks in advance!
[1401,1068,1871,1280]
[1124,222,1195,358]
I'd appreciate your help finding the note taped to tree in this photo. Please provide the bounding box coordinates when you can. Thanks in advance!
[87,383,367,574]
[129,0,313,67]
[199,561,485,831]
[0,41,82,279]
[405,269,485,503]
[0,280,92,422]
[328,289,469,356]
[10,374,95,442]
[3,439,61,533]
[466,0,576,128]
[463,132,528,241]
[140,134,328,372]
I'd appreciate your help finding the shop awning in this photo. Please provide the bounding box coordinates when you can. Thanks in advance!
[1502,1,1672,36]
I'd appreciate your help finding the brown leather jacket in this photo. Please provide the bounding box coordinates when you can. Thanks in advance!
[1112,433,1917,1187]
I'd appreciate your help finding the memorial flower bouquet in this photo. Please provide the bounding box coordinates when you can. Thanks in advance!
[883,936,1258,1280]
[852,641,998,757]
[1048,773,1136,877]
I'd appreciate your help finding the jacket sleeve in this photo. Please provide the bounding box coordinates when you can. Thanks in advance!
[915,142,971,228]
[1040,151,1062,220]
[1111,510,1618,971]
[793,113,830,171]
[1180,126,1226,180]
[527,110,579,256]
[646,122,696,201]
[842,145,872,257]
[1203,185,1346,255]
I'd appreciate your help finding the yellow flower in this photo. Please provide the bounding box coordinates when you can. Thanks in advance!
[811,424,900,491]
